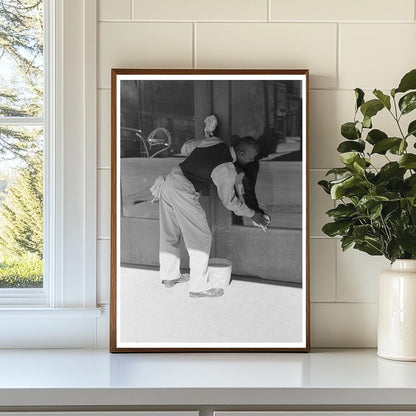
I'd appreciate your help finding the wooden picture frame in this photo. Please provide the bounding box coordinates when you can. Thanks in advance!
[110,69,310,352]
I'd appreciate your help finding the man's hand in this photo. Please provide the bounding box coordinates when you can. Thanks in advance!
[251,210,270,226]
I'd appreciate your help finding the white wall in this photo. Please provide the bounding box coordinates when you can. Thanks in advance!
[96,0,416,348]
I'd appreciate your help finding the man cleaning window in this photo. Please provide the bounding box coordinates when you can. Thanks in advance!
[151,115,270,298]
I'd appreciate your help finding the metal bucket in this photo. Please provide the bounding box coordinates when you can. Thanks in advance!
[208,258,232,289]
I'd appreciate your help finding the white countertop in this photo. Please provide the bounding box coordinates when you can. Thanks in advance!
[0,349,416,408]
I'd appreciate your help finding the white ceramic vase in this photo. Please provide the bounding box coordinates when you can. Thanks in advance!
[378,259,416,361]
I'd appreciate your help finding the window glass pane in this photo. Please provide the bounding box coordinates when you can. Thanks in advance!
[120,80,195,158]
[230,80,303,229]
[0,0,44,117]
[120,80,195,220]
[0,126,43,288]
[0,0,44,290]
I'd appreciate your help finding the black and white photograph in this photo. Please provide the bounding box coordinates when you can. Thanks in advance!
[110,69,309,352]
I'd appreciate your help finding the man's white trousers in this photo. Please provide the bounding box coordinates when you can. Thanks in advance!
[159,166,212,293]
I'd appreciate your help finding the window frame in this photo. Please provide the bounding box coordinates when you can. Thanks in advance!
[0,1,49,304]
[0,0,100,347]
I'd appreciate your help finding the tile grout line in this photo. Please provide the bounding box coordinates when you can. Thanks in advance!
[130,0,133,20]
[97,168,342,173]
[268,0,271,22]
[333,229,339,303]
[98,19,415,24]
[336,22,340,90]
[97,87,374,92]
[311,301,378,305]
[193,22,197,69]
[309,236,339,239]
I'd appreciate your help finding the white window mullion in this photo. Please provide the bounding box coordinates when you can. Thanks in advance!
[44,0,56,307]
[0,117,44,126]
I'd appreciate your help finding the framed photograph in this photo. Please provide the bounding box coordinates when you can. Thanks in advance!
[110,69,310,352]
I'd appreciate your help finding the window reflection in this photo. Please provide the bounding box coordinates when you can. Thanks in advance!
[120,80,195,158]
[230,80,303,229]
[119,79,303,231]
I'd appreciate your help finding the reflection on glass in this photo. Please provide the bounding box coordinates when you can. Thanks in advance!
[119,79,304,231]
[230,80,303,229]
[120,80,195,158]
[120,80,196,220]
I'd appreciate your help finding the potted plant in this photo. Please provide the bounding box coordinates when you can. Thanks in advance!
[319,68,416,361]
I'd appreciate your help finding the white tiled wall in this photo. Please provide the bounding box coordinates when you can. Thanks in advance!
[96,0,416,347]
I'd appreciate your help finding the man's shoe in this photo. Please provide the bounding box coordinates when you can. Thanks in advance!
[189,288,224,298]
[162,274,190,288]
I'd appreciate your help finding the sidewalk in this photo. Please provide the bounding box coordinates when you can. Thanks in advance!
[119,267,303,345]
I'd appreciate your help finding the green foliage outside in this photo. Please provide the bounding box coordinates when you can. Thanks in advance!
[319,69,416,263]
[0,0,44,288]
[0,252,42,288]
[0,155,43,258]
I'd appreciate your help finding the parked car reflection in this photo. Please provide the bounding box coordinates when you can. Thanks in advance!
[120,127,172,158]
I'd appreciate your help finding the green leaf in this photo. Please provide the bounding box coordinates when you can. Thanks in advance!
[366,129,388,145]
[407,195,416,207]
[405,175,416,197]
[399,92,416,115]
[399,154,416,169]
[318,180,331,194]
[337,140,365,153]
[354,241,383,256]
[355,88,365,110]
[341,122,360,140]
[339,152,360,167]
[363,115,372,129]
[325,167,352,176]
[406,175,416,194]
[326,203,357,220]
[353,158,366,174]
[398,227,416,255]
[329,175,354,185]
[341,235,355,251]
[365,236,384,251]
[360,99,384,119]
[378,162,406,181]
[369,203,383,219]
[410,206,416,222]
[391,88,396,97]
[371,137,402,154]
[396,69,416,94]
[407,120,416,138]
[352,224,374,240]
[389,138,408,155]
[383,191,402,201]
[386,240,402,263]
[322,221,351,237]
[407,174,416,187]
[399,139,407,155]
[357,195,389,211]
[330,176,358,199]
[384,204,400,222]
[373,89,391,110]
[400,198,410,211]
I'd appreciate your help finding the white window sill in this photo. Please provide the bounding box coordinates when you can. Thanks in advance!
[0,349,415,410]
[0,307,104,348]
[0,307,102,317]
